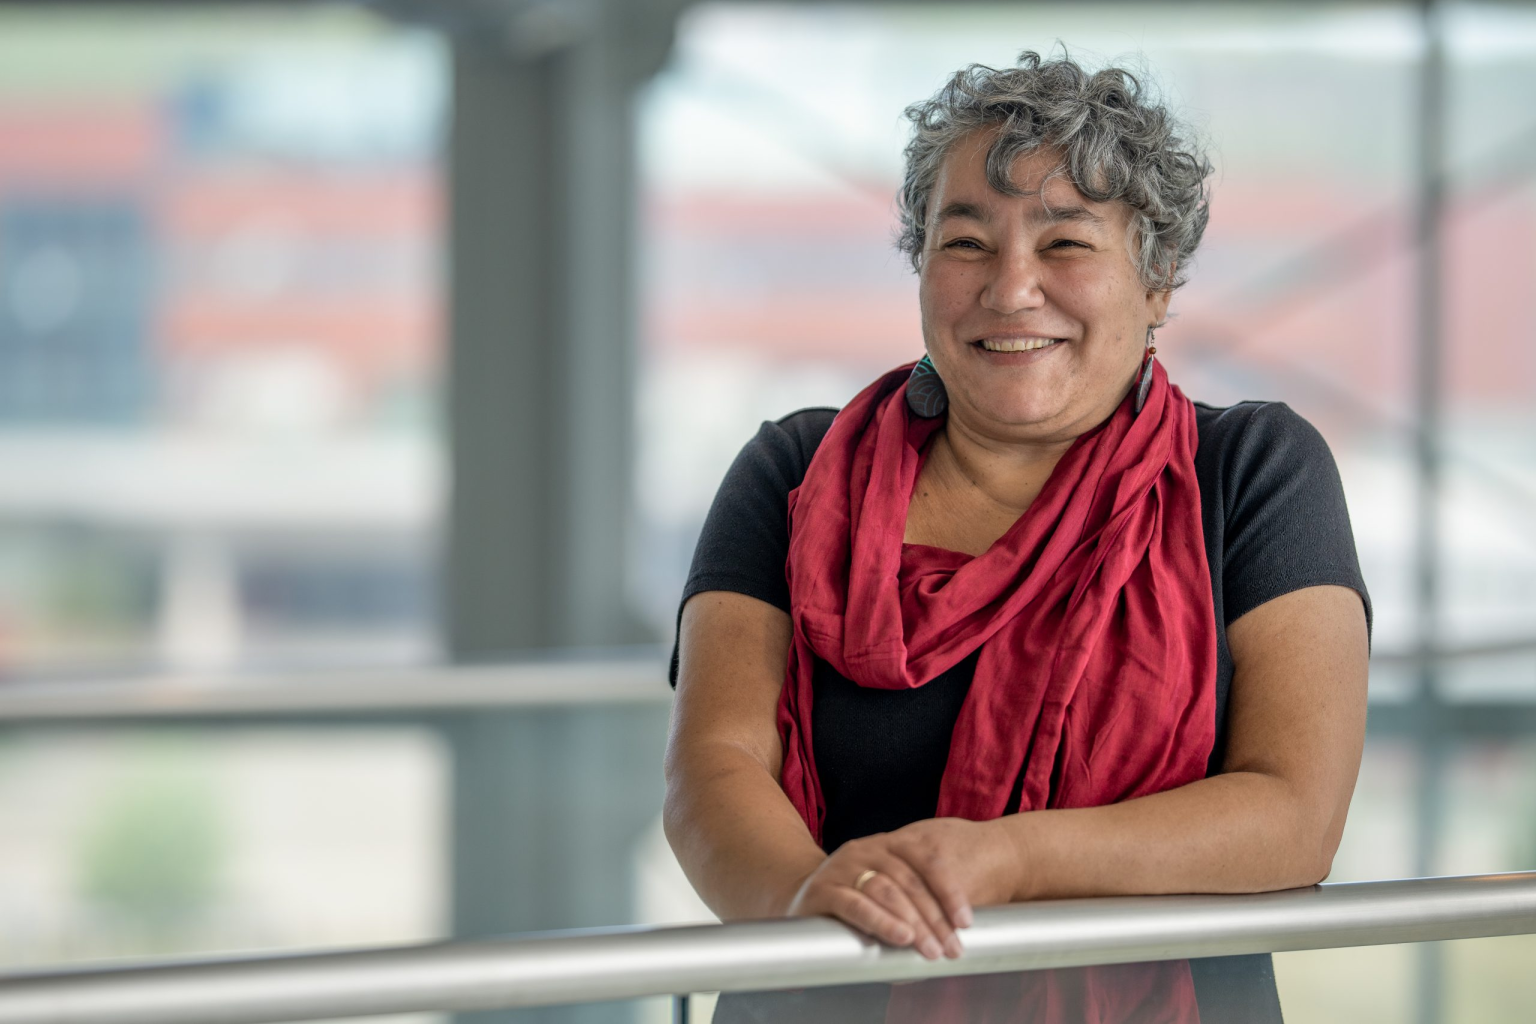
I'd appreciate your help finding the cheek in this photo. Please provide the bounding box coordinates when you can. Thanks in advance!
[1070,274,1147,343]
[919,263,978,324]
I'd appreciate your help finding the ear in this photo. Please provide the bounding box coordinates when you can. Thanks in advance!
[1146,286,1173,328]
[1148,250,1179,322]
[1146,259,1175,326]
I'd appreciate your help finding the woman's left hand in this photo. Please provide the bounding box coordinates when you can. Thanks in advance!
[881,816,1022,910]
[781,815,1022,958]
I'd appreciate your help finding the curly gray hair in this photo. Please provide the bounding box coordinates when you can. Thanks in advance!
[896,50,1213,291]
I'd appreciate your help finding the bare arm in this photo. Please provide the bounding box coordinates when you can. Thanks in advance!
[990,584,1370,900]
[662,591,824,920]
[664,591,972,959]
[666,582,1367,957]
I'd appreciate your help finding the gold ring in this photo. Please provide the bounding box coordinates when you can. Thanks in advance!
[853,869,879,893]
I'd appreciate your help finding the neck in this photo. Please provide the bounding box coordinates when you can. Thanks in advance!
[932,413,1076,516]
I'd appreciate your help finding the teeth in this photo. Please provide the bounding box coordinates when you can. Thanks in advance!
[980,337,1061,352]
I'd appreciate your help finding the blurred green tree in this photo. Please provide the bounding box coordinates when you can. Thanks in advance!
[75,740,227,945]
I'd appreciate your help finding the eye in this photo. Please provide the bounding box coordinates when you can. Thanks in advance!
[1046,238,1088,249]
[944,238,984,250]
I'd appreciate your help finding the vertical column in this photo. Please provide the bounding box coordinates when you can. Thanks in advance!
[1412,3,1448,1023]
[445,38,636,654]
[447,703,672,1024]
[441,6,682,1022]
[445,0,680,655]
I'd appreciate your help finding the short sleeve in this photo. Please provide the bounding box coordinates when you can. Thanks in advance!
[1215,402,1373,648]
[667,409,838,687]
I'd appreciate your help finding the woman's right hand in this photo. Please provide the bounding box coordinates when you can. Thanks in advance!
[782,832,972,960]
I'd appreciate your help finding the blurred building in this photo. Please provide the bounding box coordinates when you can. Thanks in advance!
[0,13,443,675]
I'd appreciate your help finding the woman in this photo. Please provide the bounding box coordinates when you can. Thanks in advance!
[664,51,1370,1021]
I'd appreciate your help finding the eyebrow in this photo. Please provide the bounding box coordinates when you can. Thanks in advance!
[933,200,1105,227]
[934,200,989,224]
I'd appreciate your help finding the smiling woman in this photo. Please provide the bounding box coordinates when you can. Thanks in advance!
[664,50,1371,1024]
[918,139,1163,439]
[904,136,1175,556]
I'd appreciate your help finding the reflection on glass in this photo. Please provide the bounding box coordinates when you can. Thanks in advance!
[705,955,1280,1023]
[686,935,1536,1023]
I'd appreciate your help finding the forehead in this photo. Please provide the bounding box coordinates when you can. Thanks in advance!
[930,128,1119,224]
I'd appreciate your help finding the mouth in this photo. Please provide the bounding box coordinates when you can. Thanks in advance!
[971,336,1067,356]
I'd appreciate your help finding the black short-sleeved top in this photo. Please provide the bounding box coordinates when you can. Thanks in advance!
[670,399,1372,1023]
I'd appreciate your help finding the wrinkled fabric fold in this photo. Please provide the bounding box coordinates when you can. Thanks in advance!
[775,358,1216,1024]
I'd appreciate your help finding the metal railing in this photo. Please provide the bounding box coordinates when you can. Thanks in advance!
[0,654,672,721]
[0,646,1530,723]
[3,871,1535,1024]
[3,657,1534,1024]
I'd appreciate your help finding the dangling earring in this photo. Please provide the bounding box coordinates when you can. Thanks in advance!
[1133,326,1157,415]
[906,354,948,418]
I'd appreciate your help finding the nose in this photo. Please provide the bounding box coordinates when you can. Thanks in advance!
[979,248,1046,315]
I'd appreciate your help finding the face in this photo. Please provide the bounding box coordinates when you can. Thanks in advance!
[918,128,1171,445]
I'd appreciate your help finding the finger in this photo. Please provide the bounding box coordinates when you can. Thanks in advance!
[858,868,946,960]
[826,886,916,948]
[878,855,964,958]
[894,845,974,932]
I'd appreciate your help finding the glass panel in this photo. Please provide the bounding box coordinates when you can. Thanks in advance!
[298,1004,671,1024]
[0,728,446,968]
[1434,2,1536,700]
[1328,738,1419,882]
[1443,933,1536,1021]
[1277,935,1536,1024]
[697,954,1287,1023]
[1323,735,1536,925]
[1437,739,1536,875]
[0,5,446,676]
[675,936,1536,1024]
[1275,943,1416,1023]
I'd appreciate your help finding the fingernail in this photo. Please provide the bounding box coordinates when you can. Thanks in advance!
[944,934,964,958]
[957,907,974,928]
[920,937,943,960]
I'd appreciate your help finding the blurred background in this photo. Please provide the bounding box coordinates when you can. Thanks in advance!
[0,1,1533,1022]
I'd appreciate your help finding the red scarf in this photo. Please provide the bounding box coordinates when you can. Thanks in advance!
[778,357,1216,833]
[776,358,1216,1022]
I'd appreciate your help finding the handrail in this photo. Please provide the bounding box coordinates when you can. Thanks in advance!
[1,643,1532,722]
[0,655,672,721]
[4,872,1534,1024]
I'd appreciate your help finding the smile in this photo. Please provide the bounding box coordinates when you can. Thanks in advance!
[975,337,1064,352]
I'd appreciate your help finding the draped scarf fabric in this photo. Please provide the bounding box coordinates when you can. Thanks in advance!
[777,357,1216,833]
[774,358,1217,1021]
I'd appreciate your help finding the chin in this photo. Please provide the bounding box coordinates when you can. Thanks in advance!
[964,394,1065,430]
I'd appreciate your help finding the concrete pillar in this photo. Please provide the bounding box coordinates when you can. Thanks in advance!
[441,5,685,1022]
[446,3,679,654]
